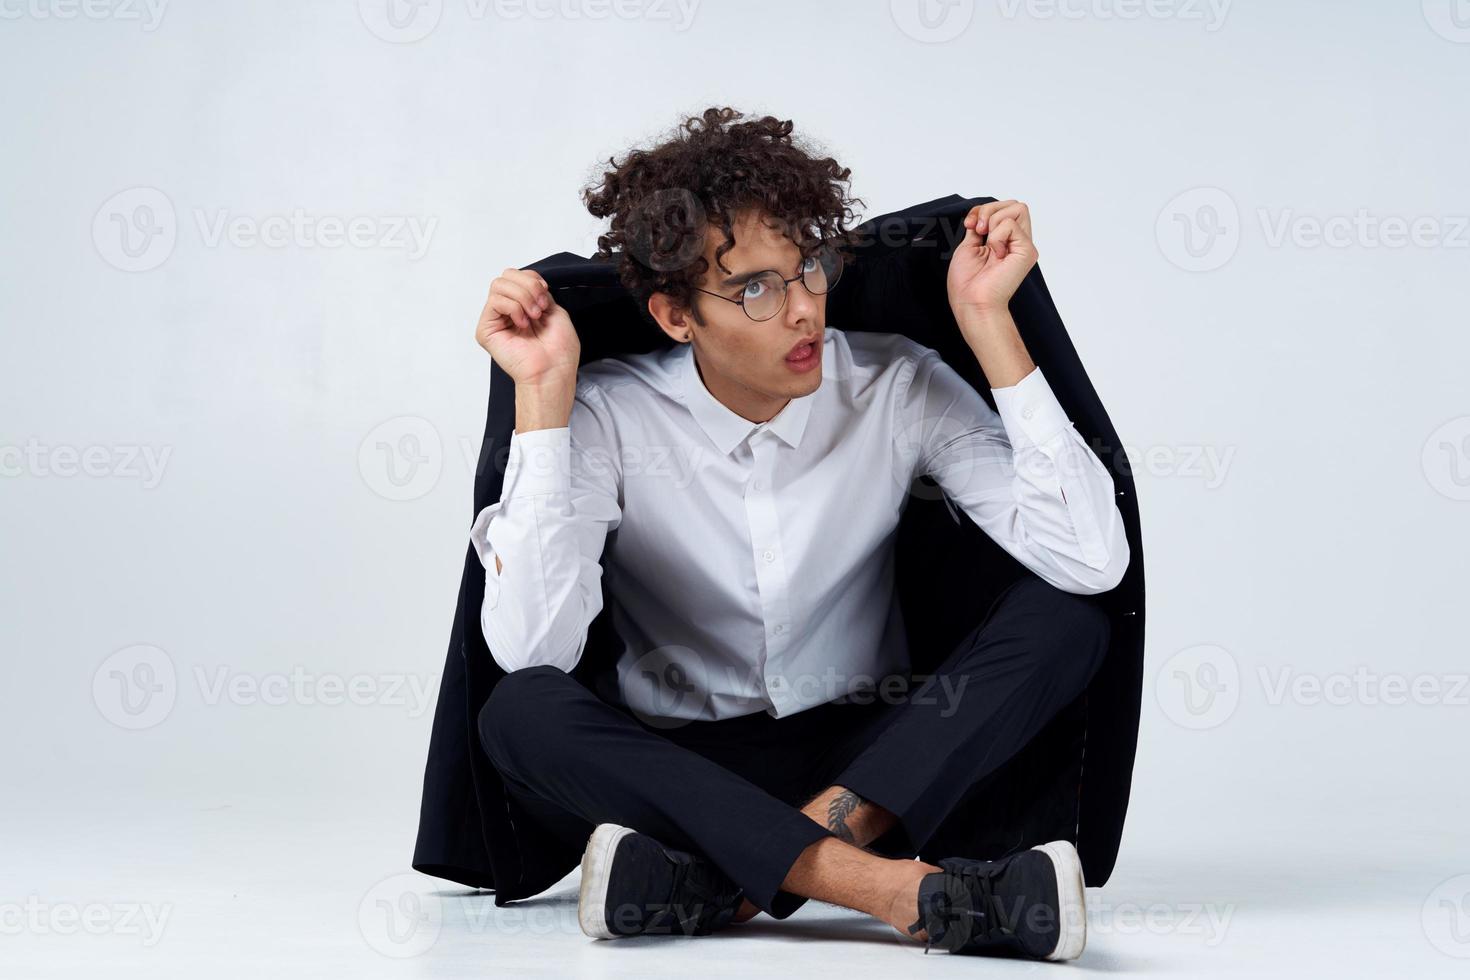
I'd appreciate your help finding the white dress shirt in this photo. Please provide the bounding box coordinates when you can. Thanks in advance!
[471,326,1129,721]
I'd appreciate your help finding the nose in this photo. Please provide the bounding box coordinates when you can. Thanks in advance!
[784,276,819,323]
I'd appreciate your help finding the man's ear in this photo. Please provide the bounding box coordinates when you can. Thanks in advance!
[648,292,694,344]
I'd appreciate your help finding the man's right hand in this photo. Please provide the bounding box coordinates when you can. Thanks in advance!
[476,268,581,386]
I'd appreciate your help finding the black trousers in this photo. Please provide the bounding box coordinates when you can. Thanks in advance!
[479,576,1110,918]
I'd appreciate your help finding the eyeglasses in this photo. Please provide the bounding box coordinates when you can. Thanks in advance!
[692,244,844,322]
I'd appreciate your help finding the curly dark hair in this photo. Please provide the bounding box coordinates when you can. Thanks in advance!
[581,106,865,327]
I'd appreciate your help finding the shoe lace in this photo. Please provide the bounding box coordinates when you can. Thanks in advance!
[663,857,741,936]
[907,863,1017,954]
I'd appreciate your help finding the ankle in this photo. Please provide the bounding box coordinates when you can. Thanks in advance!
[732,897,760,923]
[884,860,943,940]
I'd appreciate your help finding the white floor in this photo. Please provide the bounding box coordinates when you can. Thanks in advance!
[5,792,1468,978]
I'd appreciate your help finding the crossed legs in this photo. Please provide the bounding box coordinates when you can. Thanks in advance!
[480,576,1111,936]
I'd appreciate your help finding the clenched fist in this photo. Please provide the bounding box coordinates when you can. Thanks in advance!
[476,268,581,386]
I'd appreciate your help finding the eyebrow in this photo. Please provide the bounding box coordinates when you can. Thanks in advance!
[716,254,804,290]
[716,267,764,289]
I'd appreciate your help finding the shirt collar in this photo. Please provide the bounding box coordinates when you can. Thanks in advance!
[680,332,824,456]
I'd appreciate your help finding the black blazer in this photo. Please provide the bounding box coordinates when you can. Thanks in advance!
[411,193,1147,904]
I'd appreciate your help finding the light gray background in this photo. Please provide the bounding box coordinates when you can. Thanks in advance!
[3,1,1467,976]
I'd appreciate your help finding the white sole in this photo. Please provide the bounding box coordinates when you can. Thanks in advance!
[578,823,634,940]
[1032,840,1087,960]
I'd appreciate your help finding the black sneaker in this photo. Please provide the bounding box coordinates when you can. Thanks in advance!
[906,840,1087,960]
[577,823,745,939]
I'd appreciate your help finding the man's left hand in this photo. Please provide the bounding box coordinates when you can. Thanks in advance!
[946,199,1038,323]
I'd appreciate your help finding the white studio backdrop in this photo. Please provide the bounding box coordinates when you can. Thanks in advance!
[2,1,1468,976]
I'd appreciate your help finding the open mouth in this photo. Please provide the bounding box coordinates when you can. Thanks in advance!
[785,337,820,362]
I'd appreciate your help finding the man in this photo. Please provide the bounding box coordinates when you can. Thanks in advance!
[470,107,1129,960]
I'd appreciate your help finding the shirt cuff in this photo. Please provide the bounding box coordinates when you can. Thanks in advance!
[990,366,1073,450]
[502,426,571,498]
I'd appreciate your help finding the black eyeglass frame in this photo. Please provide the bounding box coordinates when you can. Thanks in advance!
[691,245,844,322]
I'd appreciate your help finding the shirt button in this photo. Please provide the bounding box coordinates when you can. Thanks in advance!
[773,624,784,634]
[1021,405,1035,420]
[753,479,764,491]
[763,549,775,562]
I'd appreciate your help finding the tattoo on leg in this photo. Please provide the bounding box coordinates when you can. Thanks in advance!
[826,789,864,844]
